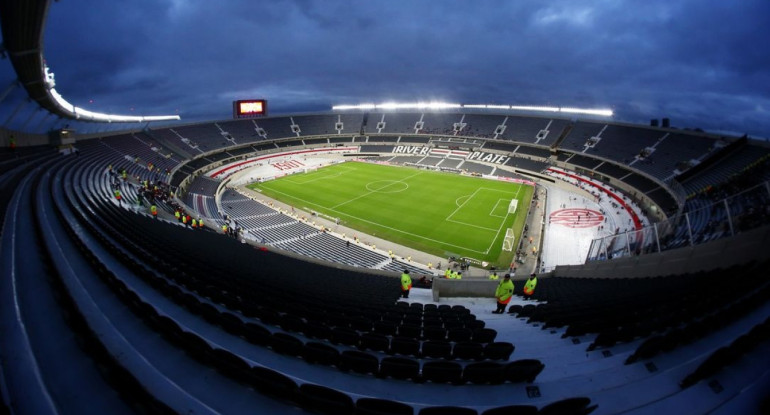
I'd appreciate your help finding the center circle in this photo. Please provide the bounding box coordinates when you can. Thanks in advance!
[366,180,409,193]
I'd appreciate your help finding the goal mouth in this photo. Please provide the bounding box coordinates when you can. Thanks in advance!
[508,199,518,214]
[502,228,515,252]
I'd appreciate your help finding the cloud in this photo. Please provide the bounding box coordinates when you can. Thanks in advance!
[0,0,766,136]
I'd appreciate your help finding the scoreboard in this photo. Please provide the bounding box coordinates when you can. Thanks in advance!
[233,99,268,119]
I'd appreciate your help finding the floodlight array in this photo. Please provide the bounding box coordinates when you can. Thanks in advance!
[45,65,180,123]
[332,102,613,117]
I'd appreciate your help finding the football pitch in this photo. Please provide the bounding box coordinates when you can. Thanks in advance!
[248,161,533,267]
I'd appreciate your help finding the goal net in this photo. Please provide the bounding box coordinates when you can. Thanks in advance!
[508,199,518,214]
[502,228,515,251]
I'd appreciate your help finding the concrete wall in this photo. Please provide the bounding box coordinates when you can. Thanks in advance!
[432,278,499,301]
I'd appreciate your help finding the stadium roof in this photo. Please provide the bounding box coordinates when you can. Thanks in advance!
[0,0,179,124]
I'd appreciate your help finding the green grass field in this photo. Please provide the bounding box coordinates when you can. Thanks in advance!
[248,161,533,267]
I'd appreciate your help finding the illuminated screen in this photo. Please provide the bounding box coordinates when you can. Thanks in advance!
[233,99,268,118]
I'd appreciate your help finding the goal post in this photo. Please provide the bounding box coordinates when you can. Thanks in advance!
[508,199,518,214]
[502,228,515,251]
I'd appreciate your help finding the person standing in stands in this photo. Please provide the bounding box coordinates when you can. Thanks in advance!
[493,274,514,314]
[444,268,452,279]
[400,270,412,298]
[523,273,538,299]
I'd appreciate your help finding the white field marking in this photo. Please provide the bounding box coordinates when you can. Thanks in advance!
[445,187,517,223]
[364,180,409,194]
[331,170,424,209]
[490,198,508,218]
[283,165,357,185]
[483,183,525,254]
[445,218,500,232]
[455,195,469,207]
[257,183,489,254]
[444,187,518,237]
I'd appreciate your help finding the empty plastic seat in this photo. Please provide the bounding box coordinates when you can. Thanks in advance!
[390,336,420,357]
[250,366,298,400]
[269,332,304,357]
[350,316,374,332]
[374,320,399,336]
[483,342,515,360]
[211,348,252,383]
[243,322,271,346]
[423,327,447,341]
[453,341,484,361]
[331,327,361,347]
[380,357,420,381]
[422,361,463,384]
[481,404,537,415]
[448,328,473,342]
[538,397,596,415]
[360,332,390,353]
[422,341,452,359]
[463,361,506,385]
[278,313,307,333]
[218,311,245,336]
[303,342,340,366]
[472,328,497,343]
[298,384,354,415]
[398,324,422,339]
[356,397,413,415]
[339,350,379,375]
[504,359,545,383]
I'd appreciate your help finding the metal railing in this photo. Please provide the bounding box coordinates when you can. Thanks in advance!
[586,181,770,261]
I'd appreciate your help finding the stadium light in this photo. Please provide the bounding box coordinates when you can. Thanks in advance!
[510,105,560,112]
[560,107,614,117]
[332,101,612,117]
[45,64,181,123]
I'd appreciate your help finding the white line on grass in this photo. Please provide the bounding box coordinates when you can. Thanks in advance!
[257,182,489,254]
[331,170,424,209]
[483,183,524,254]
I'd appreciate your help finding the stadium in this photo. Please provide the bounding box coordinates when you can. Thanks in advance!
[1,2,769,415]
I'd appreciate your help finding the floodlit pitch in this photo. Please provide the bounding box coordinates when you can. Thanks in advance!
[248,161,533,267]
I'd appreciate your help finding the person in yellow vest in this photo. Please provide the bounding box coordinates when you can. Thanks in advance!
[114,189,122,203]
[400,270,412,298]
[182,215,188,226]
[493,274,514,313]
[444,269,452,279]
[523,273,538,299]
[197,218,204,229]
[428,262,433,269]
[489,272,499,280]
[222,224,228,234]
[150,204,157,218]
[174,210,180,222]
[450,270,459,279]
[191,218,197,229]
[456,272,462,280]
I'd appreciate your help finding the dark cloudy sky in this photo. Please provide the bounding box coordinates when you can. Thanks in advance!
[3,0,770,137]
